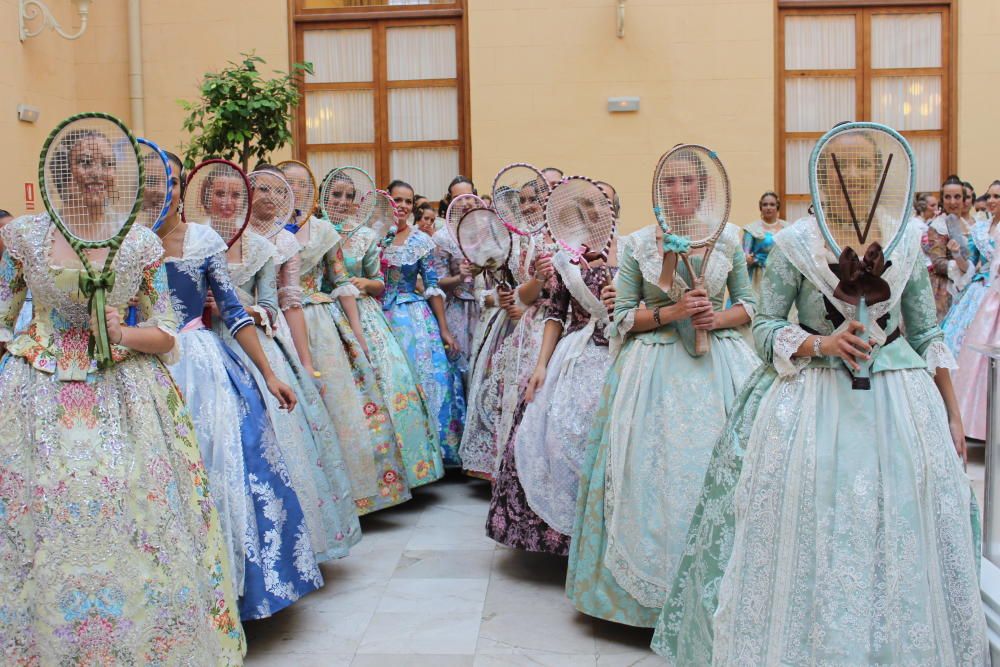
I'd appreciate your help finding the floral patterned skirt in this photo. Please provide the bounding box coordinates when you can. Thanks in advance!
[0,353,245,664]
[384,299,466,466]
[357,295,443,490]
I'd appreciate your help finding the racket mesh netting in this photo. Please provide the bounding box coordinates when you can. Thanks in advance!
[653,146,729,243]
[44,117,141,242]
[322,167,375,231]
[492,164,549,235]
[545,178,615,260]
[248,170,295,240]
[278,160,317,221]
[361,191,397,242]
[138,143,169,229]
[184,162,250,245]
[446,194,487,243]
[812,127,912,256]
[457,207,511,269]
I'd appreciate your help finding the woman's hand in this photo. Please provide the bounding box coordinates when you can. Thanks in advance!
[949,414,968,463]
[745,253,756,267]
[265,375,298,412]
[534,254,554,281]
[95,305,124,346]
[459,260,474,279]
[497,288,516,309]
[349,276,369,295]
[818,321,871,372]
[441,328,458,352]
[946,239,960,255]
[524,365,547,403]
[676,289,712,320]
[600,284,617,313]
[691,308,719,331]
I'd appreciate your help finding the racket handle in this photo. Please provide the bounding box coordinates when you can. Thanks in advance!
[202,306,212,329]
[126,305,138,327]
[851,296,872,391]
[692,276,710,357]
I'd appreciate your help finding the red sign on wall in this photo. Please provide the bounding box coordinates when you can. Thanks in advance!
[24,183,35,212]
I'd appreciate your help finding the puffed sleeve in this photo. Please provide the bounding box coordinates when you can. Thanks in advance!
[741,230,754,256]
[362,242,385,285]
[135,257,181,364]
[543,275,570,326]
[725,242,757,320]
[752,246,810,376]
[900,254,956,372]
[206,253,253,336]
[419,256,446,299]
[607,242,643,340]
[277,253,305,311]
[248,257,279,337]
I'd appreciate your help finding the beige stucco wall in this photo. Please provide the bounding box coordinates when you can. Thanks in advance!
[957,0,1000,195]
[467,0,777,233]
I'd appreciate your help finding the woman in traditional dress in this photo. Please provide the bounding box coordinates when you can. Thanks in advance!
[293,188,407,512]
[742,191,788,295]
[383,179,466,465]
[159,156,324,621]
[215,166,361,561]
[656,127,987,666]
[942,180,1000,355]
[0,131,245,662]
[325,171,439,493]
[925,175,969,321]
[952,180,1000,442]
[488,243,616,554]
[565,157,759,627]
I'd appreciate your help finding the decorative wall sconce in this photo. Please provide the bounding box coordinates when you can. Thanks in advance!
[19,0,92,42]
[617,0,626,38]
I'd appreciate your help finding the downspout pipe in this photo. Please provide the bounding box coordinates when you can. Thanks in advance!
[127,0,144,136]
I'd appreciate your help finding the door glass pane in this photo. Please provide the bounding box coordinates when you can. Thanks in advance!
[390,148,459,200]
[909,136,942,193]
[785,15,855,70]
[785,78,855,132]
[304,29,372,83]
[785,200,812,223]
[307,151,376,186]
[306,91,375,144]
[388,88,458,142]
[871,76,942,131]
[387,25,457,80]
[785,139,815,195]
[871,13,941,69]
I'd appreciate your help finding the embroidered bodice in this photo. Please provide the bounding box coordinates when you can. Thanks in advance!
[227,230,280,328]
[966,219,997,284]
[545,264,618,346]
[0,214,179,380]
[163,223,252,336]
[381,230,443,310]
[341,226,384,288]
[296,218,351,306]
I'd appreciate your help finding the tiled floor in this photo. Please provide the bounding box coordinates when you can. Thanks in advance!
[244,473,666,666]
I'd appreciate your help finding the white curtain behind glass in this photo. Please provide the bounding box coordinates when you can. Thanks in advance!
[304,29,373,83]
[785,15,855,69]
[307,151,377,187]
[387,26,457,80]
[306,91,374,144]
[785,78,855,132]
[909,137,942,193]
[785,200,812,224]
[871,14,941,69]
[391,148,459,199]
[389,88,458,142]
[785,139,815,195]
[871,76,942,131]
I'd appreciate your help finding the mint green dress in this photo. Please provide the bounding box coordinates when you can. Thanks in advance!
[652,219,987,665]
[565,224,760,627]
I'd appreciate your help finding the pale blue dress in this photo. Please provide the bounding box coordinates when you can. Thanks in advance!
[565,224,760,627]
[942,219,996,355]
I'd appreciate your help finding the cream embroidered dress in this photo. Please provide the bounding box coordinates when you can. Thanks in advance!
[0,216,244,664]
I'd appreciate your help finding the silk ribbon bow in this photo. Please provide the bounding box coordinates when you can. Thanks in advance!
[832,242,892,307]
[79,270,117,370]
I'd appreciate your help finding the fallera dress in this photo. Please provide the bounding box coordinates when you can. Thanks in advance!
[654,219,988,666]
[0,216,245,664]
[341,223,442,490]
[741,218,788,295]
[381,229,466,466]
[431,225,480,380]
[942,218,997,355]
[164,222,322,621]
[565,223,759,627]
[216,229,360,561]
[297,219,405,511]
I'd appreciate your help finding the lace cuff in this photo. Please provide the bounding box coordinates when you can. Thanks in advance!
[477,288,496,309]
[734,300,755,321]
[247,304,274,338]
[278,286,304,312]
[331,284,361,299]
[543,315,566,327]
[947,259,976,294]
[137,320,180,366]
[924,340,958,373]
[0,328,13,344]
[424,286,447,299]
[773,325,812,377]
[606,308,637,341]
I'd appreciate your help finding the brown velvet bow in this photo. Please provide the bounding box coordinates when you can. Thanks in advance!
[830,242,892,307]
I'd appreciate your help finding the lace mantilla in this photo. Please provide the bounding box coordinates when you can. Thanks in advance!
[228,231,278,287]
[274,229,305,266]
[383,230,436,267]
[743,219,788,240]
[620,223,741,302]
[342,225,378,262]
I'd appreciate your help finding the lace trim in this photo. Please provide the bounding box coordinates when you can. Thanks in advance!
[183,222,228,262]
[342,225,377,262]
[273,229,305,265]
[424,286,446,299]
[622,224,740,301]
[743,219,788,240]
[773,325,812,377]
[277,285,303,311]
[735,299,755,321]
[246,304,274,337]
[924,340,958,373]
[432,227,460,257]
[477,288,495,309]
[330,284,360,298]
[947,259,975,295]
[383,230,436,267]
[228,231,278,287]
